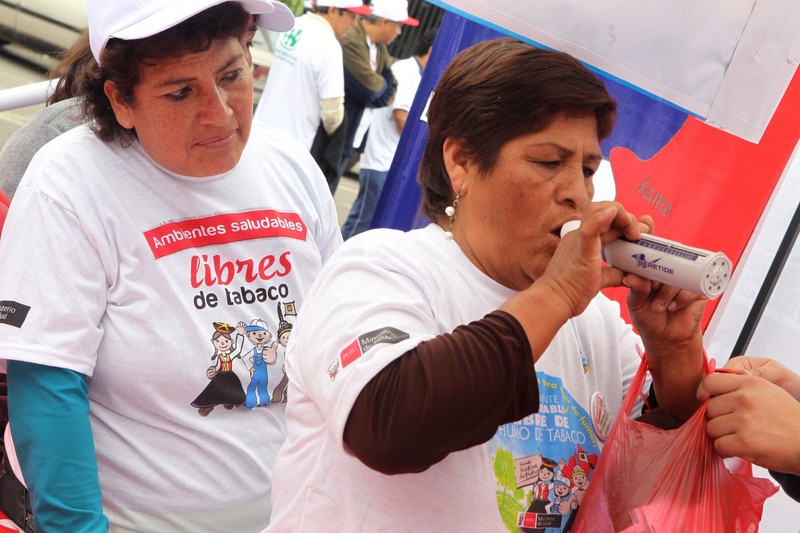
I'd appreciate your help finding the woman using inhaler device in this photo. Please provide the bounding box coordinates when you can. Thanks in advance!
[264,37,708,532]
[0,0,342,531]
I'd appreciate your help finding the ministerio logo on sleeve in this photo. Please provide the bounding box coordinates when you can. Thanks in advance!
[144,210,307,259]
[339,327,410,368]
[0,300,31,328]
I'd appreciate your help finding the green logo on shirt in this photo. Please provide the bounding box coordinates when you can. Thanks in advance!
[281,28,303,49]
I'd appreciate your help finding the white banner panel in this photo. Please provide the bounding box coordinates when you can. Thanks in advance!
[429,0,800,143]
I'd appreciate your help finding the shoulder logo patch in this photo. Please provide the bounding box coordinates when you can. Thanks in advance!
[0,300,31,328]
[339,327,410,368]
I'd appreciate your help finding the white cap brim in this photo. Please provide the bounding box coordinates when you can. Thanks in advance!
[92,0,295,63]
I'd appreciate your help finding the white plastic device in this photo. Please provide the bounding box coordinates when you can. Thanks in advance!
[560,220,731,299]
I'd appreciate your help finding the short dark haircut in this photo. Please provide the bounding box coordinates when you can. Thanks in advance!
[413,28,437,58]
[418,38,617,222]
[80,2,251,143]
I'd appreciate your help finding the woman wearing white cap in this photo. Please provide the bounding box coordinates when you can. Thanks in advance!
[0,1,342,531]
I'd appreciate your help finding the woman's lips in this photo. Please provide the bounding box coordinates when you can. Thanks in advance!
[196,130,236,149]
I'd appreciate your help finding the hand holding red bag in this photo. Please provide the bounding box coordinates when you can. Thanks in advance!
[572,353,778,533]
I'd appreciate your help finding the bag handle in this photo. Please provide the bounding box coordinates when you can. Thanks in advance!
[621,345,713,417]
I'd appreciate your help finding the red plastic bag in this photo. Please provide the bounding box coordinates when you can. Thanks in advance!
[572,353,778,532]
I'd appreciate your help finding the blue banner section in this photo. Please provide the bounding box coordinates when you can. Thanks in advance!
[372,11,688,231]
[601,77,687,160]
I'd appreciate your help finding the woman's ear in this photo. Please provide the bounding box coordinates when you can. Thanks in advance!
[103,80,134,129]
[442,137,471,195]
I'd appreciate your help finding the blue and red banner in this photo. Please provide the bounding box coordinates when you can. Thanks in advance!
[374,9,800,330]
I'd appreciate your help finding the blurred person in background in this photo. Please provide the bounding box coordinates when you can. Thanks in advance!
[0,31,93,201]
[340,27,436,239]
[329,0,419,193]
[253,0,371,149]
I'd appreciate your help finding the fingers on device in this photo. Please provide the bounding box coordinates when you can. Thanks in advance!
[560,220,732,299]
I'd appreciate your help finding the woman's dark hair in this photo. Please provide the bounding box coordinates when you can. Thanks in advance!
[80,2,251,143]
[418,37,617,222]
[46,29,95,105]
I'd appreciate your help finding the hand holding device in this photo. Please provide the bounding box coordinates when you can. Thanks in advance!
[560,220,731,298]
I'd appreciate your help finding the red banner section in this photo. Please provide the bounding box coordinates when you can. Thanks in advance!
[605,69,800,330]
[144,210,307,259]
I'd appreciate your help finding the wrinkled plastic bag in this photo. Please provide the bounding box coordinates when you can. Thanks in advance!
[572,354,778,532]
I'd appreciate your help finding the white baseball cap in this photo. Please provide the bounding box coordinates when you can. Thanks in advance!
[315,0,372,15]
[369,0,419,26]
[88,0,296,64]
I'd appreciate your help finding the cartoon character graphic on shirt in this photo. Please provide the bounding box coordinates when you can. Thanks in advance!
[566,464,590,507]
[547,474,577,533]
[191,321,246,416]
[492,372,603,532]
[270,302,294,404]
[559,446,597,507]
[244,318,277,408]
[522,457,558,533]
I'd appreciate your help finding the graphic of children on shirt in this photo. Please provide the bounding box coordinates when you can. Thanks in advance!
[566,464,590,507]
[270,302,295,404]
[191,322,246,416]
[244,318,277,408]
[559,448,596,508]
[493,372,602,533]
[523,457,558,533]
[547,475,577,533]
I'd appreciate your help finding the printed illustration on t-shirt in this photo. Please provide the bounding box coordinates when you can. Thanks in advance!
[491,372,600,533]
[144,209,308,416]
[191,322,247,416]
[190,304,296,414]
[243,318,278,408]
[270,301,295,403]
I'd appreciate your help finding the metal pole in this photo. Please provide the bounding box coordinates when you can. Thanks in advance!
[731,199,800,356]
[0,79,57,112]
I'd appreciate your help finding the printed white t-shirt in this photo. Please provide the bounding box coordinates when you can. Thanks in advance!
[0,121,342,532]
[253,13,344,149]
[265,224,642,532]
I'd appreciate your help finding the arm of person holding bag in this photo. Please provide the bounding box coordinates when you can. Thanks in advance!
[623,278,707,422]
[698,355,800,501]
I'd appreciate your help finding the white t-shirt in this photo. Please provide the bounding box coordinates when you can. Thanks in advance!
[265,224,641,532]
[350,37,379,151]
[253,13,344,149]
[360,56,423,171]
[0,121,342,532]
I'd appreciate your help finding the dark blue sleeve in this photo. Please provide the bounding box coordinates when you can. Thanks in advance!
[344,66,396,108]
[7,360,109,532]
